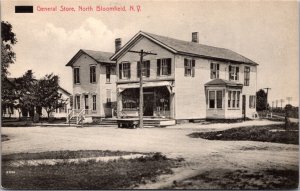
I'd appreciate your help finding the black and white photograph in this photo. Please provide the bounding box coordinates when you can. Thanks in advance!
[1,0,299,189]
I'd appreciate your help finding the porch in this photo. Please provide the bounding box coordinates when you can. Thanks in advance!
[116,81,175,119]
[205,79,243,119]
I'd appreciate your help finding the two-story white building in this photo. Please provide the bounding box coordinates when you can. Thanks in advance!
[110,31,258,120]
[66,49,116,119]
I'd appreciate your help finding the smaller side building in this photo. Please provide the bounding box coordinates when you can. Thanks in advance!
[42,87,72,118]
[66,49,116,118]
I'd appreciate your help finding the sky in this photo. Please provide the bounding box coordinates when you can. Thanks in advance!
[2,0,299,106]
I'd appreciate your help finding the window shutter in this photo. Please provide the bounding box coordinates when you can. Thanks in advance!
[128,63,131,78]
[157,59,161,76]
[184,59,187,76]
[119,64,122,79]
[137,62,140,78]
[167,58,171,75]
[192,60,195,77]
[229,65,232,79]
[236,67,239,80]
[147,61,150,77]
[210,63,213,69]
[73,69,76,83]
[90,67,92,83]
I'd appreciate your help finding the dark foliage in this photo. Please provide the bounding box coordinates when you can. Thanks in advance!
[189,124,299,144]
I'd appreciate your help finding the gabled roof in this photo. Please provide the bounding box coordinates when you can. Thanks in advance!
[66,49,115,66]
[58,86,71,96]
[111,31,258,65]
[205,79,243,87]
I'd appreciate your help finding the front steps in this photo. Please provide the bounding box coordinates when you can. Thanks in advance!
[66,117,176,127]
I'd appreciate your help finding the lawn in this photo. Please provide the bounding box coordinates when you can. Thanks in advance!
[2,150,181,189]
[189,123,299,144]
[167,168,299,189]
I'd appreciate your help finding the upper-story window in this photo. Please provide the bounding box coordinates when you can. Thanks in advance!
[184,58,195,77]
[210,63,219,79]
[137,60,150,78]
[106,66,111,83]
[229,65,239,81]
[157,58,171,76]
[90,65,96,83]
[74,67,80,84]
[244,66,250,86]
[119,62,131,79]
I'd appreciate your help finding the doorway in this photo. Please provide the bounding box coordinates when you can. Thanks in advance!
[84,95,89,114]
[143,93,154,116]
[242,95,246,119]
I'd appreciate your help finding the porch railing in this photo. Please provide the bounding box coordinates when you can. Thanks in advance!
[66,109,91,124]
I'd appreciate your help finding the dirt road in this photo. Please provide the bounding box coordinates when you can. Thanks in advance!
[2,120,298,188]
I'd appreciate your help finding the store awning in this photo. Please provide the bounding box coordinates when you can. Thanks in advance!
[117,81,174,94]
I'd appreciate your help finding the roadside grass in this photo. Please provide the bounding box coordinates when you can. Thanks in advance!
[2,150,143,161]
[2,151,181,189]
[168,168,299,189]
[189,123,299,144]
[1,134,9,142]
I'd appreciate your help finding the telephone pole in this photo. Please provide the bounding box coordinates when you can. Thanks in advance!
[263,87,271,110]
[129,49,156,128]
[280,99,285,108]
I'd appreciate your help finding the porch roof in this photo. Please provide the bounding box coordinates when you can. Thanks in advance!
[205,79,243,87]
[117,81,173,93]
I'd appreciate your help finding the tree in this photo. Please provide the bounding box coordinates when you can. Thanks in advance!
[15,70,37,118]
[36,73,66,119]
[1,21,17,80]
[1,78,18,118]
[256,89,268,111]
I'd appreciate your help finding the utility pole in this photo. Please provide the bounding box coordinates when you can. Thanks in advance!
[280,99,285,108]
[263,87,271,110]
[129,49,157,128]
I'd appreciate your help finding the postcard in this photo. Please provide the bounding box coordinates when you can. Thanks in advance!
[1,0,299,189]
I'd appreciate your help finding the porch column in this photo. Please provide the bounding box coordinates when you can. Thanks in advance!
[116,91,122,118]
[169,93,175,119]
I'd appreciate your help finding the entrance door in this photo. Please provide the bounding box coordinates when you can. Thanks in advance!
[84,95,89,114]
[143,93,154,116]
[242,95,246,119]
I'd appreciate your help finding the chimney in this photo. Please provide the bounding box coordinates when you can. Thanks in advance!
[115,38,122,53]
[192,32,199,43]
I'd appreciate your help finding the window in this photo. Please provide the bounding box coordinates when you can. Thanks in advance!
[209,91,215,109]
[249,95,256,108]
[137,60,150,78]
[237,92,240,108]
[208,90,223,109]
[157,58,171,76]
[92,95,97,111]
[106,89,111,108]
[216,91,222,108]
[228,91,231,108]
[119,62,131,79]
[106,66,111,82]
[184,58,195,77]
[210,63,219,79]
[90,65,96,83]
[74,67,80,84]
[244,66,250,86]
[228,90,240,109]
[75,95,80,110]
[229,65,239,81]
